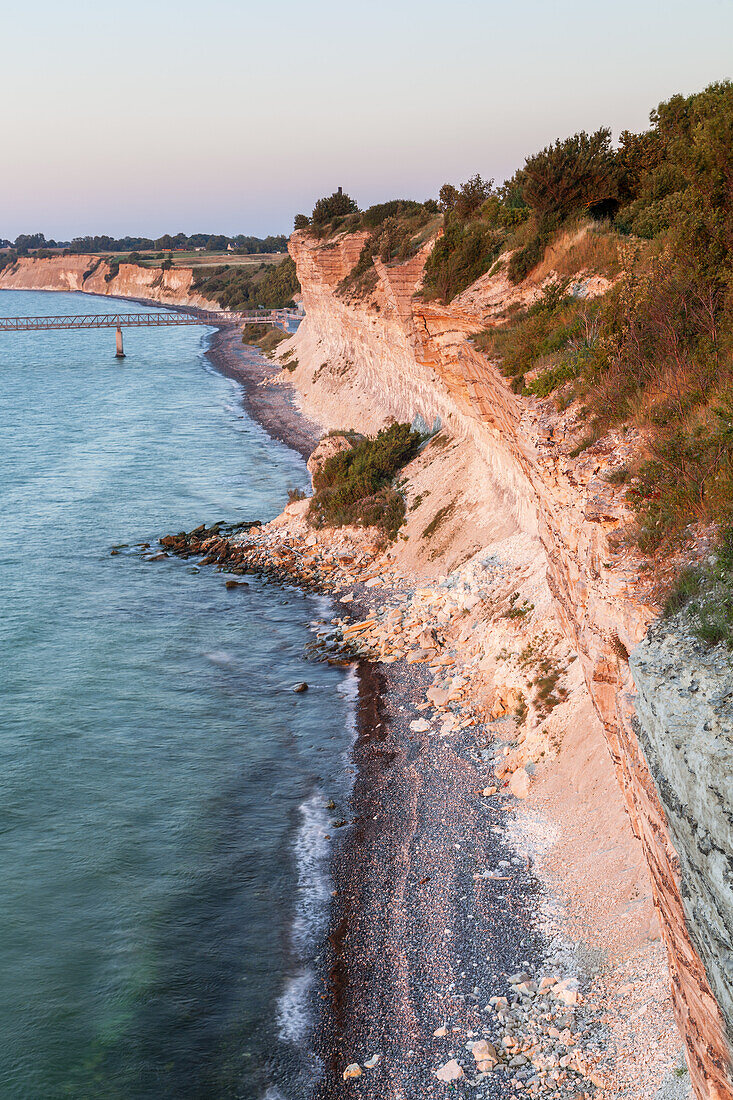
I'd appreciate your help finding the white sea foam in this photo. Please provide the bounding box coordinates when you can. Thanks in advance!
[276,967,316,1044]
[276,793,330,1048]
[337,664,360,791]
[275,621,360,1055]
[290,793,332,953]
[203,649,235,666]
[311,592,333,621]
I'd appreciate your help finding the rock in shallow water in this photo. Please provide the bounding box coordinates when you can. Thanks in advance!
[292,681,309,693]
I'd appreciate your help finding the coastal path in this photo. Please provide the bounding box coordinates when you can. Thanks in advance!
[0,308,299,357]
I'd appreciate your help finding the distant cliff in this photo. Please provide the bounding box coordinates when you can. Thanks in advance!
[0,255,219,309]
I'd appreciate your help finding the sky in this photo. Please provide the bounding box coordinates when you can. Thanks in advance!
[3,0,733,240]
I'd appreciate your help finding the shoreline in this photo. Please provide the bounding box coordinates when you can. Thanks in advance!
[195,320,692,1098]
[181,336,603,1099]
[7,284,688,1096]
[203,325,319,462]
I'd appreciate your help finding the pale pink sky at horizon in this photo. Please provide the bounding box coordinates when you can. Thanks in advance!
[3,0,732,240]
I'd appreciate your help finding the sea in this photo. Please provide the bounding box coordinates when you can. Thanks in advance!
[0,290,354,1099]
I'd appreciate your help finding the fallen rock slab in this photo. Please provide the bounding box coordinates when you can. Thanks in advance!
[509,766,531,799]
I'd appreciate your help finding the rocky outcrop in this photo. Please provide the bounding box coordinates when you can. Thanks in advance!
[632,626,733,1094]
[0,254,218,309]
[286,228,733,1099]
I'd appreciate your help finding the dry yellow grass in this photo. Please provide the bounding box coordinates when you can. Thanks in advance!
[531,222,621,283]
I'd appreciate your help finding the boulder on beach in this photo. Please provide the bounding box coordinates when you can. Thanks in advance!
[471,1039,498,1067]
[409,718,431,732]
[435,1058,464,1082]
[509,766,531,799]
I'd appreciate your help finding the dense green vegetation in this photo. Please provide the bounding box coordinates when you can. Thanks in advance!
[294,190,359,231]
[473,278,608,396]
[191,255,300,310]
[299,83,733,577]
[66,232,288,254]
[0,232,288,256]
[466,82,733,558]
[294,192,440,289]
[422,82,733,306]
[241,323,289,355]
[341,201,440,295]
[664,528,733,647]
[308,422,422,538]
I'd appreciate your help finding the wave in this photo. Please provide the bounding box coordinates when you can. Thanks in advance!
[290,793,332,956]
[276,968,316,1045]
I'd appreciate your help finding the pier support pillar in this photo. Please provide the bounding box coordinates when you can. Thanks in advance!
[115,326,125,358]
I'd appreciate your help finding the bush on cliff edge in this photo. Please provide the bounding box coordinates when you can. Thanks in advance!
[308,422,422,539]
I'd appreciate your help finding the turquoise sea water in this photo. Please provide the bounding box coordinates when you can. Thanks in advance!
[0,291,352,1099]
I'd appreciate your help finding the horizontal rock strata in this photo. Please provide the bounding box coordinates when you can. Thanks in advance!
[0,254,219,309]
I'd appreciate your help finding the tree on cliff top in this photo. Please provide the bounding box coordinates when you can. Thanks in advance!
[513,128,619,220]
[311,189,359,225]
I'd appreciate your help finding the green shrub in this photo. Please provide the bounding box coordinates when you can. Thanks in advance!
[193,255,299,310]
[421,502,455,539]
[308,422,422,538]
[664,566,706,615]
[663,530,733,646]
[481,284,606,393]
[524,359,582,398]
[102,258,119,282]
[422,216,503,302]
[507,235,544,283]
[339,206,437,295]
[241,323,288,355]
[513,128,619,220]
[361,199,424,228]
[311,189,359,225]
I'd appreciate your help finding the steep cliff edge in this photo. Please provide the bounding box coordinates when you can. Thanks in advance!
[0,254,219,309]
[632,626,733,1074]
[285,229,733,1099]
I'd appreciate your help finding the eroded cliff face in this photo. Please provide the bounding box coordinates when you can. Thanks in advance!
[0,254,218,309]
[632,627,733,1076]
[286,229,733,1100]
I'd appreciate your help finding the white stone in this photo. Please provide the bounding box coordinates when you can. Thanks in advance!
[410,718,431,732]
[435,1058,464,1082]
[509,767,531,799]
